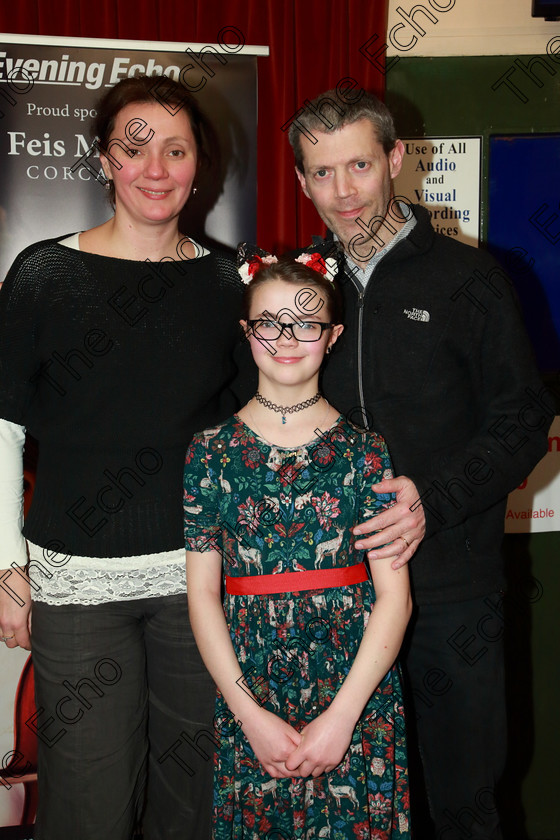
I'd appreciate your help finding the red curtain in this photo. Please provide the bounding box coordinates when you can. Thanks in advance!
[0,0,387,252]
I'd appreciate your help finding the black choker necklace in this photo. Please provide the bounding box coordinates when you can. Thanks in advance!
[254,391,321,424]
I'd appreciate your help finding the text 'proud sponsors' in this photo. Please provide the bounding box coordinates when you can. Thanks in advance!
[0,28,245,185]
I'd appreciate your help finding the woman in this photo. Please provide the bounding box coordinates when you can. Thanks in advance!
[0,75,248,839]
[185,254,412,838]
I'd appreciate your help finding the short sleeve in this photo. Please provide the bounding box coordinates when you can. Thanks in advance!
[183,431,223,552]
[356,431,396,522]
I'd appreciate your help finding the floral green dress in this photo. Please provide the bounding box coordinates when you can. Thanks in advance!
[184,415,410,840]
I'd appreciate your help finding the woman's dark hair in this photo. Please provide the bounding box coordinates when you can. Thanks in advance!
[242,257,343,325]
[92,75,215,203]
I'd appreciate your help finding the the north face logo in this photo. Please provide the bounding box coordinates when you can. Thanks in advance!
[403,307,430,322]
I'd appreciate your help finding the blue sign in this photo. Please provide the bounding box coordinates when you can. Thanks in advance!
[488,134,560,371]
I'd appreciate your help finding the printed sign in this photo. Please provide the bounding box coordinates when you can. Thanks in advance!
[505,415,560,533]
[395,136,481,247]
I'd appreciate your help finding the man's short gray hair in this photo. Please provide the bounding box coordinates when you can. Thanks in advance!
[288,89,397,173]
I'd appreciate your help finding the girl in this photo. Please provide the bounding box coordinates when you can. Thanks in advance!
[184,253,411,838]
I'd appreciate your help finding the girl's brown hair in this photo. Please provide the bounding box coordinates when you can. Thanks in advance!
[242,257,343,324]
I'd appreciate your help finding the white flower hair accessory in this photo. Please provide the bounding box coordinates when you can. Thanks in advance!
[238,254,278,285]
[295,252,338,283]
[236,242,279,285]
[236,243,339,285]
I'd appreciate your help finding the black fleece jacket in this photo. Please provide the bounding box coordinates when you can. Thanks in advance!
[316,204,551,605]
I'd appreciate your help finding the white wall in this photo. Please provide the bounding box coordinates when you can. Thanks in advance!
[387,0,560,56]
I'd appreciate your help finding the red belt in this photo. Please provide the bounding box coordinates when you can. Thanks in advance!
[225,563,368,595]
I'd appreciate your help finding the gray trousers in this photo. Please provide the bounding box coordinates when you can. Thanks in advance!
[30,594,216,840]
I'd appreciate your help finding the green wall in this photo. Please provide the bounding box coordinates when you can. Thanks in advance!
[386,56,560,840]
[386,54,560,238]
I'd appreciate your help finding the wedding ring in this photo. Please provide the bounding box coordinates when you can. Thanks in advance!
[398,536,410,549]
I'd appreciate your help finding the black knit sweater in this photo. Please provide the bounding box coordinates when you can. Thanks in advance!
[0,236,249,557]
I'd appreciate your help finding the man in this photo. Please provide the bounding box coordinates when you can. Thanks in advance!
[288,89,552,837]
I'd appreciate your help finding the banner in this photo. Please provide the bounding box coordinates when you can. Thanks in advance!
[395,136,481,247]
[0,32,266,278]
[0,31,266,831]
[505,415,560,533]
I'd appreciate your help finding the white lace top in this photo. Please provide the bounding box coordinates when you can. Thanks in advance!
[27,541,186,605]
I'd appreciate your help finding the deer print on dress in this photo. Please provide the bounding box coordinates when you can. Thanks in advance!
[247,778,278,800]
[237,543,263,575]
[327,778,360,809]
[314,526,345,568]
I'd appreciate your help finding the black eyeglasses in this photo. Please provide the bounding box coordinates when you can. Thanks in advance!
[247,319,333,342]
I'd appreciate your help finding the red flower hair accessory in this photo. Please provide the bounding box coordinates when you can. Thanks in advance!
[236,242,338,285]
[238,253,278,285]
[295,252,337,283]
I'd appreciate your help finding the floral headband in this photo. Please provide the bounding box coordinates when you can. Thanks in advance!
[236,242,338,285]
